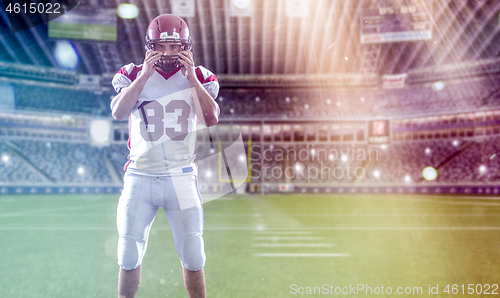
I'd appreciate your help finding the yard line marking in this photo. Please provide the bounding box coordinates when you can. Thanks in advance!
[440,202,500,207]
[254,253,350,257]
[252,243,335,247]
[249,227,500,231]
[2,226,500,231]
[252,236,323,240]
[0,203,115,217]
[0,227,116,230]
[253,231,312,235]
[278,213,500,217]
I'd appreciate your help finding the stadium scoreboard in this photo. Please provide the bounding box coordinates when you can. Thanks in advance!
[368,119,391,144]
[361,0,432,43]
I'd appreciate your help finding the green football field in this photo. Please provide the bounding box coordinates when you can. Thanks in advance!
[1,193,500,297]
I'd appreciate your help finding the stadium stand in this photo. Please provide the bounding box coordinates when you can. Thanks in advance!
[0,142,45,183]
[10,140,113,183]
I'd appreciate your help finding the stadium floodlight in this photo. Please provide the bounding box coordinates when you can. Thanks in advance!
[53,41,79,69]
[405,175,411,183]
[328,154,334,161]
[255,96,260,102]
[2,154,9,163]
[341,155,348,162]
[88,120,112,147]
[326,99,331,104]
[77,166,84,175]
[205,170,212,178]
[360,97,365,102]
[239,154,246,162]
[336,102,341,107]
[432,81,446,92]
[304,104,309,109]
[453,140,459,147]
[117,4,139,19]
[422,167,438,181]
[310,148,316,155]
[373,170,380,178]
[479,165,487,173]
[425,148,431,155]
[286,97,290,103]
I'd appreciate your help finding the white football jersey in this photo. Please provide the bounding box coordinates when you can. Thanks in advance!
[112,64,219,176]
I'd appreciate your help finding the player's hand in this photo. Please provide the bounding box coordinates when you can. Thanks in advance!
[178,50,196,83]
[140,50,162,79]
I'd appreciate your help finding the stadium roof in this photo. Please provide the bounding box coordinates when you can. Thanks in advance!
[1,0,500,78]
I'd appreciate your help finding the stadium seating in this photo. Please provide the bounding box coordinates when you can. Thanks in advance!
[0,142,45,183]
[11,140,113,183]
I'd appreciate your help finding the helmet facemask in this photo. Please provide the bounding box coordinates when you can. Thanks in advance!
[145,31,192,73]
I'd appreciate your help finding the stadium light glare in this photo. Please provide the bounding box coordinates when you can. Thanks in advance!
[360,97,365,102]
[336,102,341,107]
[422,167,438,181]
[425,148,431,155]
[286,97,290,103]
[255,96,260,102]
[54,40,79,69]
[205,170,212,178]
[310,148,316,155]
[2,154,9,163]
[341,155,348,162]
[304,104,309,109]
[326,99,331,105]
[328,154,334,161]
[479,165,487,173]
[46,142,51,148]
[453,140,459,146]
[373,170,380,178]
[432,81,446,92]
[77,166,84,175]
[230,108,234,114]
[238,154,246,162]
[405,175,411,183]
[381,144,387,150]
[89,120,111,146]
[117,3,139,19]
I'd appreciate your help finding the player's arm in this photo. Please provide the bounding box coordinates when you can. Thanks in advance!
[178,51,220,127]
[110,51,162,121]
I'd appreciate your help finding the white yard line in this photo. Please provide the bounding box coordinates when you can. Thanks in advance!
[254,253,350,257]
[1,226,500,231]
[252,243,335,247]
[252,236,324,240]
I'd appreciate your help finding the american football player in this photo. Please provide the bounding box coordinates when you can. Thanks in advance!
[110,14,219,298]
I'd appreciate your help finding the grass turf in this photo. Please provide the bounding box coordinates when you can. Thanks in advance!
[1,193,500,297]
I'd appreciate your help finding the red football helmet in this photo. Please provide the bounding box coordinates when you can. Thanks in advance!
[145,14,192,73]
